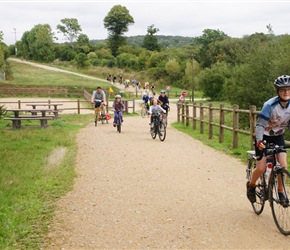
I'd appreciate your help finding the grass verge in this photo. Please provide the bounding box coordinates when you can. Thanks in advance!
[0,114,92,249]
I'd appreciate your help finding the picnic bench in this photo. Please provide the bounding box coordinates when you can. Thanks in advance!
[26,103,63,119]
[4,109,54,129]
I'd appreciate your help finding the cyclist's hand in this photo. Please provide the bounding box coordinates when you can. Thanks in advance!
[256,140,266,150]
[91,101,94,104]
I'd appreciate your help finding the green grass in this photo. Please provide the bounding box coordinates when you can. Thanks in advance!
[171,121,290,171]
[0,114,92,249]
[3,60,120,96]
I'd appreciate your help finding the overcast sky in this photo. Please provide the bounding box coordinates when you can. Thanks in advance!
[1,1,290,46]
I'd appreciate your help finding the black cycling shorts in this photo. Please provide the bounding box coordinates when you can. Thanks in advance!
[94,101,102,108]
[255,134,286,160]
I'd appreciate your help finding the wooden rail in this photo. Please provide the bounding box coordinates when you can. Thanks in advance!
[177,102,259,149]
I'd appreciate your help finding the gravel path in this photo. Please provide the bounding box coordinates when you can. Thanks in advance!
[47,104,290,249]
[7,59,289,248]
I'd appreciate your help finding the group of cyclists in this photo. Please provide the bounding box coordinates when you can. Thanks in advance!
[91,85,177,130]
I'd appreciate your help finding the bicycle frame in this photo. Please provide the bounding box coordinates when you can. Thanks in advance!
[246,143,290,235]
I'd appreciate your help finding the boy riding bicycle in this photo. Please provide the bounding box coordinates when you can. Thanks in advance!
[247,75,290,206]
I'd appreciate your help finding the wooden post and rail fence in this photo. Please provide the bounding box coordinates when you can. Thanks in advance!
[177,102,260,150]
[0,90,137,115]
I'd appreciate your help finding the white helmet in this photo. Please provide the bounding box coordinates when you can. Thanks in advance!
[115,94,121,98]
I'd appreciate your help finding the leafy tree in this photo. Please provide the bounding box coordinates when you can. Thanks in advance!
[27,24,55,62]
[74,53,90,68]
[194,29,229,68]
[198,62,231,100]
[54,44,77,61]
[103,5,134,57]
[57,18,82,48]
[165,58,182,85]
[143,24,161,51]
[224,43,277,109]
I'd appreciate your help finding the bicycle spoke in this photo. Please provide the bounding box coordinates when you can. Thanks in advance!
[246,157,265,215]
[270,168,290,235]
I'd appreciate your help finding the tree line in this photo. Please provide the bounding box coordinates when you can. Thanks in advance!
[1,5,290,110]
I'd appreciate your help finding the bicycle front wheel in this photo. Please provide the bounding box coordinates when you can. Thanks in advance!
[246,157,266,215]
[269,167,290,235]
[94,111,98,127]
[158,121,166,142]
[141,106,146,118]
[117,115,121,133]
[150,124,157,139]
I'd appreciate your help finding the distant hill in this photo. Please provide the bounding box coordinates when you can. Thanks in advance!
[91,35,195,48]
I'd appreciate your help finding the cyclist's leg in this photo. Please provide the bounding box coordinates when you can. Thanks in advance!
[277,152,287,192]
[113,111,117,126]
[250,157,266,186]
[120,111,123,123]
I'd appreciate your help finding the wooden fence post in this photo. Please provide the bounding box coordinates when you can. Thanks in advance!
[219,104,224,143]
[77,99,80,114]
[18,100,21,109]
[250,105,256,149]
[193,102,196,130]
[233,104,239,149]
[186,103,189,126]
[209,103,213,139]
[182,103,185,124]
[200,103,204,134]
[133,98,135,113]
[177,103,180,122]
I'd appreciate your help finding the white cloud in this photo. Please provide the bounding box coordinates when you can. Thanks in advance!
[1,1,290,45]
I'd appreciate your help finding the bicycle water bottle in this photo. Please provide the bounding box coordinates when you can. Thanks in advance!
[264,162,273,184]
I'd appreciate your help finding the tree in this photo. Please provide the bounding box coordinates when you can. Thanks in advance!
[143,24,161,51]
[103,5,134,57]
[194,29,229,68]
[27,24,55,62]
[57,18,82,48]
[197,62,231,100]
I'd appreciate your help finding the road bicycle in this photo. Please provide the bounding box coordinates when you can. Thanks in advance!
[150,113,166,141]
[246,143,290,235]
[141,102,149,118]
[114,110,122,133]
[94,101,108,127]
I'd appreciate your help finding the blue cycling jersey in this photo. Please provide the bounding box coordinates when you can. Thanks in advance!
[142,96,150,103]
[258,96,290,137]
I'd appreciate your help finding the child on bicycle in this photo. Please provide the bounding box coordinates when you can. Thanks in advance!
[148,98,166,126]
[247,75,290,206]
[112,94,125,127]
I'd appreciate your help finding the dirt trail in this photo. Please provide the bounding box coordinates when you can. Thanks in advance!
[7,59,289,248]
[47,104,289,249]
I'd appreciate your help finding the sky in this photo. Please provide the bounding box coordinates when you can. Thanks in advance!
[1,0,290,46]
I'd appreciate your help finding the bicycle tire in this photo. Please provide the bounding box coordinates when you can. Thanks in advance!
[246,157,266,215]
[158,121,166,142]
[269,167,290,235]
[141,105,146,118]
[117,114,121,133]
[150,123,157,139]
[94,110,98,127]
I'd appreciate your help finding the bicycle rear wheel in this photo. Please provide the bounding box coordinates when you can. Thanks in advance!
[270,167,290,235]
[158,121,166,141]
[246,157,266,215]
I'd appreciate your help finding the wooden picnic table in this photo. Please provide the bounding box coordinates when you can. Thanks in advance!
[26,103,63,119]
[4,108,54,129]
